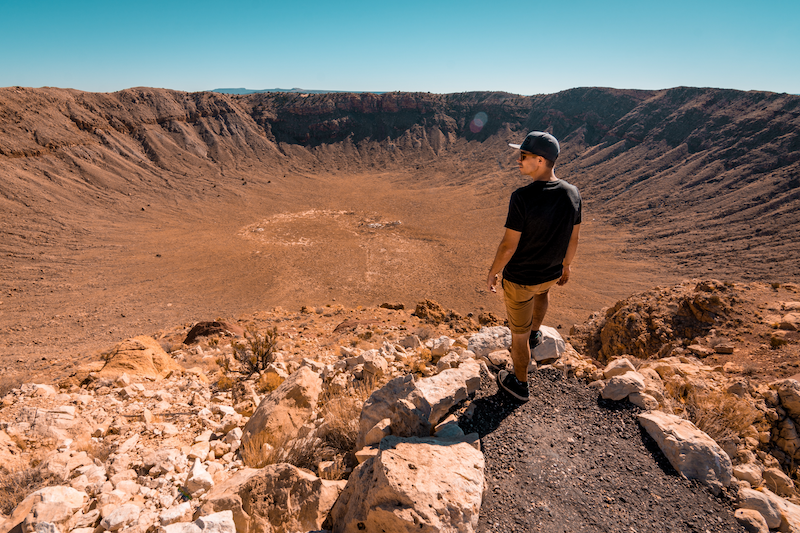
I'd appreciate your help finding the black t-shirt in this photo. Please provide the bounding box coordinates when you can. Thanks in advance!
[503,179,582,285]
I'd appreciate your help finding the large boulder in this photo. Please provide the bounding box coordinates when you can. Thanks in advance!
[330,436,484,533]
[8,486,87,533]
[638,411,731,494]
[415,360,481,425]
[199,464,344,533]
[356,374,432,450]
[467,327,510,357]
[241,366,322,455]
[98,336,181,380]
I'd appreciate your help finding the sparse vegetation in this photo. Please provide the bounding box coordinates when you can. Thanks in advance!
[232,325,279,378]
[0,465,63,515]
[664,379,761,443]
[256,372,284,394]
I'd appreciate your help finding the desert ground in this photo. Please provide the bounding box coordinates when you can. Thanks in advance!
[1,85,798,385]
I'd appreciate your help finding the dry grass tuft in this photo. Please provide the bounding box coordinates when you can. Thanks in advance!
[0,464,63,515]
[664,379,760,443]
[256,372,284,394]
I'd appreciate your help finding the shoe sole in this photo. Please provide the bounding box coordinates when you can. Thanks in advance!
[496,371,529,402]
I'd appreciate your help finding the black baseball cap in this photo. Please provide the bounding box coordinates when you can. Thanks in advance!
[509,131,560,162]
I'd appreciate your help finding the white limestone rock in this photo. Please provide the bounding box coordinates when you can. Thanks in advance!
[100,503,141,532]
[194,510,236,533]
[330,436,484,533]
[467,326,511,357]
[185,459,214,496]
[601,372,646,401]
[356,374,432,450]
[603,357,636,379]
[531,325,566,364]
[638,411,732,495]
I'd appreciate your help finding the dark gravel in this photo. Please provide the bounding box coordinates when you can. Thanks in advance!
[460,366,746,533]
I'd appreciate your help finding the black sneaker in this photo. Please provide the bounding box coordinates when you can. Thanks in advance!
[497,370,529,401]
[529,330,543,350]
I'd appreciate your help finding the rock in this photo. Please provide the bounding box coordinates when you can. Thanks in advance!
[738,487,782,529]
[467,326,510,357]
[485,349,512,368]
[361,351,388,378]
[735,509,769,533]
[161,523,202,533]
[602,357,636,379]
[628,392,659,410]
[194,510,236,533]
[98,336,182,380]
[638,411,732,495]
[733,463,763,487]
[185,459,214,496]
[763,467,795,496]
[200,464,344,533]
[160,502,193,526]
[9,486,87,533]
[364,418,392,446]
[415,360,481,425]
[601,372,646,401]
[355,446,380,464]
[427,336,454,357]
[241,366,322,458]
[772,379,800,420]
[100,503,141,531]
[183,321,244,345]
[330,436,484,533]
[195,468,262,533]
[531,325,566,364]
[399,335,422,349]
[779,313,800,331]
[356,374,432,450]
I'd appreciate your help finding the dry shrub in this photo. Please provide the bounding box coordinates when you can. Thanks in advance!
[217,375,235,391]
[0,464,62,515]
[232,325,279,378]
[240,429,324,471]
[317,377,380,456]
[257,372,284,394]
[0,376,23,399]
[664,378,760,443]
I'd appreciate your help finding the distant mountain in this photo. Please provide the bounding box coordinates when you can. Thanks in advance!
[210,87,387,95]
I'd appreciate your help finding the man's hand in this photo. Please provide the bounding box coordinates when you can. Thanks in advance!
[487,272,499,293]
[557,265,571,286]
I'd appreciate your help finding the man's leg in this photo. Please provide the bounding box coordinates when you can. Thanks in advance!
[531,291,549,331]
[510,331,532,382]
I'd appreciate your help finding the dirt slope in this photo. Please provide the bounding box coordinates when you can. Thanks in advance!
[464,366,745,533]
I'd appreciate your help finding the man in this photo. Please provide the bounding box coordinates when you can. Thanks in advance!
[486,131,581,401]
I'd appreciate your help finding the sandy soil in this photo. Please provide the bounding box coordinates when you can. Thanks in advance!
[0,169,679,383]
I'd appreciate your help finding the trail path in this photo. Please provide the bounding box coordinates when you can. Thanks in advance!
[462,367,747,533]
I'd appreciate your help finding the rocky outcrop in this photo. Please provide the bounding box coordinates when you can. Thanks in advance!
[98,336,182,380]
[330,436,484,532]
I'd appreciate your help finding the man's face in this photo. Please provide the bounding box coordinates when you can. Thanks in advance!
[518,151,544,177]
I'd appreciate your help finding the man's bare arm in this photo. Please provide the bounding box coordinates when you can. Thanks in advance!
[557,224,581,286]
[486,228,522,293]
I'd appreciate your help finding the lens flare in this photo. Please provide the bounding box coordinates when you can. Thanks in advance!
[469,111,488,133]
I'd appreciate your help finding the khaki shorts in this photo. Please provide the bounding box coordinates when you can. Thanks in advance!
[503,278,559,334]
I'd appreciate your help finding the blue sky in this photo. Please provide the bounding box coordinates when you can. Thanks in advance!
[1,0,798,95]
